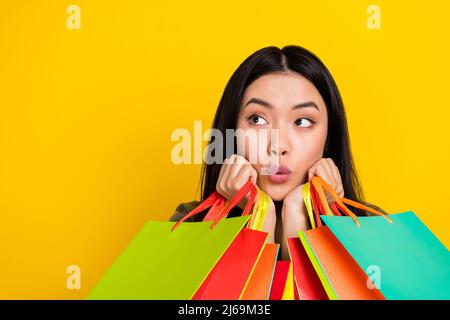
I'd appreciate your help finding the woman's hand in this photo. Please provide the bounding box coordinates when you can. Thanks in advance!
[282,157,344,223]
[278,183,309,259]
[261,197,276,243]
[279,157,345,259]
[307,157,344,203]
[281,184,309,238]
[216,154,276,242]
[216,154,258,209]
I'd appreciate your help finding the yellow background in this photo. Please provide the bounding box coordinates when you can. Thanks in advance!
[0,1,449,299]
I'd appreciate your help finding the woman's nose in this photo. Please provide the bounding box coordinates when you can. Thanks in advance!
[271,149,288,156]
[269,131,289,156]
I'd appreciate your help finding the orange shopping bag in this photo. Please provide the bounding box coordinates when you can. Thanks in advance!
[297,177,386,300]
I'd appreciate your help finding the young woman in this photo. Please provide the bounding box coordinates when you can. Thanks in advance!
[170,45,384,260]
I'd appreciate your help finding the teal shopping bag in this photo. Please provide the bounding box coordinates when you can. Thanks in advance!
[322,211,450,300]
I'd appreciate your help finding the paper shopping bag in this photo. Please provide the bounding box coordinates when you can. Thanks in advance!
[299,226,385,300]
[194,186,274,300]
[307,176,450,300]
[269,261,290,300]
[294,177,389,299]
[287,236,328,300]
[240,243,279,300]
[281,261,295,300]
[322,211,450,300]
[87,216,249,299]
[192,227,268,300]
[87,179,258,299]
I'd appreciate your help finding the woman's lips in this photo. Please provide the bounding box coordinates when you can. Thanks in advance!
[267,165,292,184]
[268,173,290,184]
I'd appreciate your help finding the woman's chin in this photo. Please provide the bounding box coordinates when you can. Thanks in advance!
[269,194,285,202]
[259,185,289,202]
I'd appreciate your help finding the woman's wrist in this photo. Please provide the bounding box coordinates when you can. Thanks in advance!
[262,203,276,243]
[281,198,309,239]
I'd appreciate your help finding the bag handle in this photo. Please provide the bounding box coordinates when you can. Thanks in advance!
[171,191,223,232]
[207,184,269,230]
[304,181,352,228]
[203,184,261,223]
[202,197,227,222]
[310,181,324,227]
[340,197,392,223]
[311,176,392,227]
[311,176,360,227]
[172,179,258,232]
[329,202,343,217]
[246,189,270,231]
[245,188,261,229]
[210,179,257,229]
[311,177,334,216]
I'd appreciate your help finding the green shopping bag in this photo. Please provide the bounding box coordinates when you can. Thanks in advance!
[322,212,450,300]
[87,180,257,299]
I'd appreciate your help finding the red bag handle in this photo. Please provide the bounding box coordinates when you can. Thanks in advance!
[209,179,257,229]
[171,179,257,232]
[203,197,226,221]
[330,202,343,216]
[171,191,222,232]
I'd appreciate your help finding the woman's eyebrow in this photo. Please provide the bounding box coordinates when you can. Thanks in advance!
[244,97,319,111]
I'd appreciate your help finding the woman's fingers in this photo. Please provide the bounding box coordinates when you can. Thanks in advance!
[216,154,258,201]
[315,161,335,190]
[228,155,246,180]
[217,156,233,197]
[322,158,338,191]
[230,155,257,188]
[308,161,319,181]
[325,158,339,187]
[309,159,334,187]
[308,158,345,200]
[235,163,258,186]
[327,158,344,197]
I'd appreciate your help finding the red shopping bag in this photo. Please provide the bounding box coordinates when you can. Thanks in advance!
[269,261,290,300]
[287,237,328,300]
[193,227,268,300]
[180,179,270,300]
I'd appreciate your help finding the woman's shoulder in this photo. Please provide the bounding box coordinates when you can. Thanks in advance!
[169,200,202,222]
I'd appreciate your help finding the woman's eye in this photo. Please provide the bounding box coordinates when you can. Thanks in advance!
[248,115,268,125]
[295,118,314,128]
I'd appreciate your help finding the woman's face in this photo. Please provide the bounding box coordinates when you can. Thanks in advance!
[236,71,328,201]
